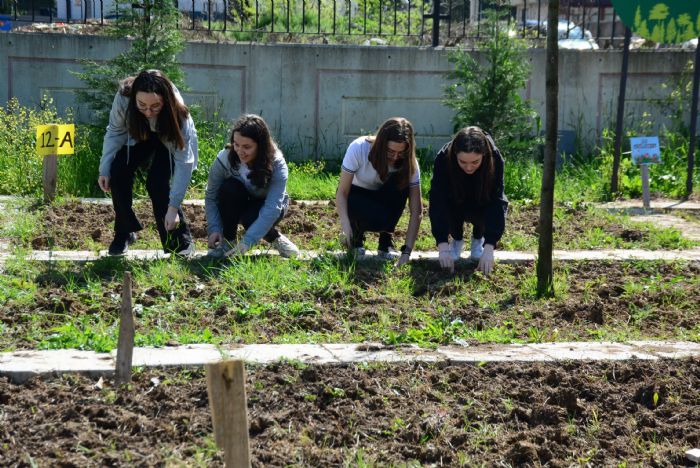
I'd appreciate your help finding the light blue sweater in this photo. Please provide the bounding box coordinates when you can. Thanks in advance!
[205,148,289,247]
[98,88,198,209]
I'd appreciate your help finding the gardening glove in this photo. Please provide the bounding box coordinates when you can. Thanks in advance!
[225,241,250,257]
[477,244,495,276]
[438,243,454,273]
[164,206,180,231]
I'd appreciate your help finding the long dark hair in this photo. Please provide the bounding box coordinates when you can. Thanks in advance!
[367,117,417,189]
[226,114,276,188]
[120,70,189,149]
[447,126,496,204]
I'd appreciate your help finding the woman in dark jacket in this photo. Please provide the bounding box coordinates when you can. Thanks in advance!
[428,126,508,275]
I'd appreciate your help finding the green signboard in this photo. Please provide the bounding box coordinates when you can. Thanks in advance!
[612,1,700,44]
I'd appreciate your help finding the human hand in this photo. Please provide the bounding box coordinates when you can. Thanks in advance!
[438,244,454,273]
[98,176,111,192]
[208,232,222,249]
[395,252,410,267]
[164,206,180,231]
[225,241,250,257]
[340,220,353,248]
[477,244,495,276]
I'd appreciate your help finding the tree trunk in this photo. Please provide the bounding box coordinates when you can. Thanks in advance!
[536,0,559,298]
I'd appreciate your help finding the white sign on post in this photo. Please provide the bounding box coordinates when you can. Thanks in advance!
[630,136,661,165]
[630,136,660,209]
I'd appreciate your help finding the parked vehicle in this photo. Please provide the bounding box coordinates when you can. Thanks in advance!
[521,19,599,50]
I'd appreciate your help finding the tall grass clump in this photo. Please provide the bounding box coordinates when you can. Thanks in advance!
[0,97,100,197]
[287,160,338,200]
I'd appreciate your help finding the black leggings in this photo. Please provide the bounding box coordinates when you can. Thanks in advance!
[346,174,409,248]
[448,208,485,242]
[217,177,287,243]
[109,133,192,252]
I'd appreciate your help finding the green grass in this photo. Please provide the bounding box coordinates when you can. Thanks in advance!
[1,256,698,352]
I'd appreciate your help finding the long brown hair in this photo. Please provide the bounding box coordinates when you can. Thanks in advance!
[447,126,496,204]
[367,117,417,189]
[120,70,189,149]
[226,114,276,188]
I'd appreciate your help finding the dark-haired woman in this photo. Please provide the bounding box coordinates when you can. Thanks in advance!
[205,114,299,258]
[429,126,508,275]
[98,69,198,257]
[336,117,422,267]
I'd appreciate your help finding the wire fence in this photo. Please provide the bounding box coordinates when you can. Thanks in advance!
[0,0,638,48]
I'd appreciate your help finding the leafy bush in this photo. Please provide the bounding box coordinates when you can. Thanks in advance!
[0,97,101,197]
[443,5,540,160]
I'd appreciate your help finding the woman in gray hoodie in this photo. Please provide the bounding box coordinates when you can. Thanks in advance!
[97,70,198,257]
[205,114,299,258]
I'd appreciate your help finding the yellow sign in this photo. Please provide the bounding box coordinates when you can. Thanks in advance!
[36,124,75,156]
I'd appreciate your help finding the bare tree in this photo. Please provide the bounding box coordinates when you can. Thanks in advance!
[536,0,559,298]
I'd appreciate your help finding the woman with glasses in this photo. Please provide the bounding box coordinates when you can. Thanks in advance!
[335,117,422,266]
[429,126,508,275]
[97,69,198,257]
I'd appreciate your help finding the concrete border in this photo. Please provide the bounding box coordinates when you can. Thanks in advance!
[2,341,699,384]
[1,248,699,263]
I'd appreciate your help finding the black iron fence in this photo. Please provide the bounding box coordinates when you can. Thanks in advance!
[0,0,633,48]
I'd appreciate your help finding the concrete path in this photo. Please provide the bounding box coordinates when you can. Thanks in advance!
[599,199,700,212]
[2,341,699,384]
[1,248,700,263]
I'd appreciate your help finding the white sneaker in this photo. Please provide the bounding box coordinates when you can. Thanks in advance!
[449,239,464,261]
[377,246,400,260]
[470,237,485,260]
[272,234,299,258]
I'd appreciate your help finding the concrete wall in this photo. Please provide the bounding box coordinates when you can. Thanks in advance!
[0,32,694,159]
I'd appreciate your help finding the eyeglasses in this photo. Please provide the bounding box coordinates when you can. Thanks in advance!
[386,148,406,159]
[136,102,163,113]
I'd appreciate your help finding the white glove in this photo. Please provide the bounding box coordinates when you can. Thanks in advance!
[477,244,495,276]
[225,241,250,257]
[339,220,353,248]
[438,248,454,272]
[164,206,180,231]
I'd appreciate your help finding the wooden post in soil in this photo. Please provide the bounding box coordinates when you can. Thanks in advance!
[206,360,251,468]
[115,272,134,385]
[640,164,651,209]
[42,154,58,203]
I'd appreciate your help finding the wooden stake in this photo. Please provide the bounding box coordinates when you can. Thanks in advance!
[42,154,57,203]
[115,272,134,385]
[641,164,650,210]
[206,360,251,468]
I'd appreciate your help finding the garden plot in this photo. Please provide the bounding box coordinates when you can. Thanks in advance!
[1,360,699,466]
[1,257,698,351]
[8,198,698,252]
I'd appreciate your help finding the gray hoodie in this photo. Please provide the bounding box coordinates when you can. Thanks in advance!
[205,148,289,248]
[98,88,198,209]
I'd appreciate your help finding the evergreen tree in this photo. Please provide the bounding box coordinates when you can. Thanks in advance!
[73,0,185,124]
[443,4,538,159]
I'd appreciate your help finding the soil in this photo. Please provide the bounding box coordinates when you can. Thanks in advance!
[1,360,699,466]
[23,199,698,251]
[2,260,699,350]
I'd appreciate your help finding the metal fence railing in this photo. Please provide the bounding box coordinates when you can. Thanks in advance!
[0,0,636,48]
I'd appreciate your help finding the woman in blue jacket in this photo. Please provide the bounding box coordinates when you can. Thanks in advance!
[97,70,198,257]
[205,114,299,258]
[429,126,508,275]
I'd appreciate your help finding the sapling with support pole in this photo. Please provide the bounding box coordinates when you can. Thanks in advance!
[206,360,251,467]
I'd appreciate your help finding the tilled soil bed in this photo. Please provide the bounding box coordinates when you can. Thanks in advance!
[1,360,699,466]
[2,259,699,350]
[22,199,697,251]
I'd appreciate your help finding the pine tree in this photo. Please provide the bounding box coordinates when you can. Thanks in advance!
[666,17,677,43]
[73,0,185,124]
